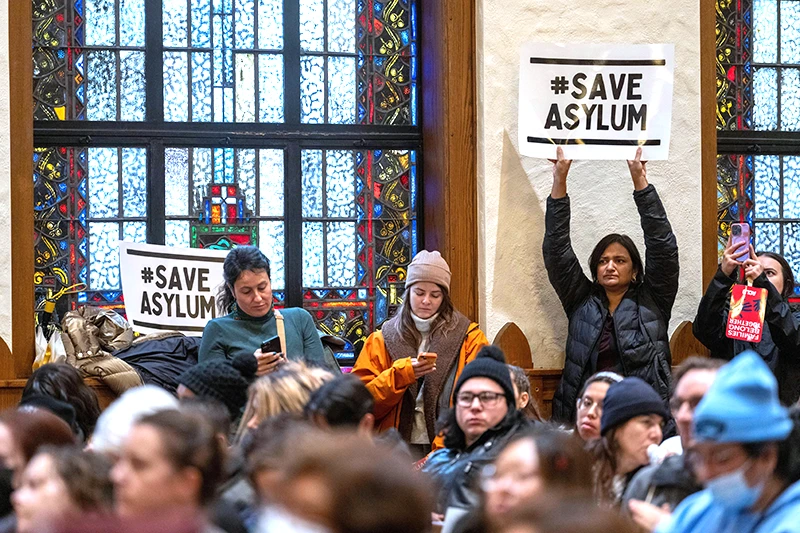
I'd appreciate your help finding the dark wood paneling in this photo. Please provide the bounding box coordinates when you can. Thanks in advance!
[419,0,478,321]
[701,0,718,289]
[9,0,35,379]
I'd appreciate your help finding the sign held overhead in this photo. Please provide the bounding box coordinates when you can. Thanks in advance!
[518,43,675,160]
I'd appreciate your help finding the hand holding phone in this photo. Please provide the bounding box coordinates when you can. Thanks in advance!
[261,335,281,354]
[412,352,437,379]
[417,352,438,364]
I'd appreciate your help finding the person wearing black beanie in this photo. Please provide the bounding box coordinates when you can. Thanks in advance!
[422,345,532,514]
[177,352,258,420]
[590,377,668,508]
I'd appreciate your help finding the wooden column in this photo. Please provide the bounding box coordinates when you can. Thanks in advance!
[7,0,35,379]
[419,0,479,321]
[700,0,719,289]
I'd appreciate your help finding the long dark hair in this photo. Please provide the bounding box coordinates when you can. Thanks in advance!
[589,234,644,286]
[21,363,101,440]
[589,427,622,506]
[757,251,796,300]
[216,246,271,314]
[398,283,456,348]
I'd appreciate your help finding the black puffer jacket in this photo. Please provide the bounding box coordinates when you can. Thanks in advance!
[694,267,800,405]
[543,185,679,425]
[422,411,531,514]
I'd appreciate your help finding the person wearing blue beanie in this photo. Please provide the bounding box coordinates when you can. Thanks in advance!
[656,351,800,533]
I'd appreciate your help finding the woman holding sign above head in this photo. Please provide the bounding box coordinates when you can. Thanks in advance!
[351,250,488,455]
[693,237,800,405]
[543,146,678,433]
[198,246,339,375]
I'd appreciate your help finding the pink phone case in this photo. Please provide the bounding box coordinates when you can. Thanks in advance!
[731,223,751,261]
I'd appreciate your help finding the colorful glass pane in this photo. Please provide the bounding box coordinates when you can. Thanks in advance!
[35,146,147,312]
[163,0,285,123]
[33,0,145,122]
[358,0,417,125]
[716,0,753,131]
[300,149,417,355]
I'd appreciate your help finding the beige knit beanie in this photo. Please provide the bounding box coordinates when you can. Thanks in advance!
[405,250,451,292]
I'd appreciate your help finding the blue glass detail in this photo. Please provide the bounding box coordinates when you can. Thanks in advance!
[411,219,418,255]
[411,85,417,126]
[410,0,416,40]
[358,289,367,299]
[75,0,84,15]
[78,292,87,303]
[373,203,383,217]
[59,240,67,250]
[375,2,383,13]
[400,30,409,46]
[59,183,68,194]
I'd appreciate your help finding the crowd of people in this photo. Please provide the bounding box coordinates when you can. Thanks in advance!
[3,149,800,532]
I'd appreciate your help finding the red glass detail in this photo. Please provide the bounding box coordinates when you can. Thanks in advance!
[229,234,251,245]
[211,185,221,195]
[400,173,409,187]
[227,204,237,221]
[227,186,236,196]
[59,203,68,214]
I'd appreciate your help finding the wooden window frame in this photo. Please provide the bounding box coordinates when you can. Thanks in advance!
[5,0,478,378]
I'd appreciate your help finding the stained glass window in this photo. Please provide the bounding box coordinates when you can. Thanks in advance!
[716,0,800,295]
[33,0,420,361]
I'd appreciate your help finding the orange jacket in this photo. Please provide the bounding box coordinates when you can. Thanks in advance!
[351,323,488,451]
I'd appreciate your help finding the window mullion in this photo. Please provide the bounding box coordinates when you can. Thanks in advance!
[283,1,304,307]
[148,140,166,245]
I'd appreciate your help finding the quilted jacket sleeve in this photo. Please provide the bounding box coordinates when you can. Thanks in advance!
[542,195,592,316]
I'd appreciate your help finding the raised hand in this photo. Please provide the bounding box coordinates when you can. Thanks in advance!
[627,146,649,191]
[743,244,763,283]
[721,235,750,277]
[549,146,572,199]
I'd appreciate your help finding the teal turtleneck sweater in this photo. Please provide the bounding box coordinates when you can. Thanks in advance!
[198,305,326,368]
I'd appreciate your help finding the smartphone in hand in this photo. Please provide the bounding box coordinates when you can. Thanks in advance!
[261,335,281,354]
[731,223,751,262]
[417,352,438,364]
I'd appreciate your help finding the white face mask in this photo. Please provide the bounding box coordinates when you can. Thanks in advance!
[705,460,764,511]
[256,506,331,533]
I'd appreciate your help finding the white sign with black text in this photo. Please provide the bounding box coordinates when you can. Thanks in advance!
[518,43,675,160]
[119,242,229,336]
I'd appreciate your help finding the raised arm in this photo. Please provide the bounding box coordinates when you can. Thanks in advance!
[629,149,679,320]
[542,147,592,314]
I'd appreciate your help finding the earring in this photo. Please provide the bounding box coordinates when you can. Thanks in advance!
[632,274,637,283]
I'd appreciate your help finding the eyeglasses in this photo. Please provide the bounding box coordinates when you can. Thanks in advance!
[456,391,505,408]
[669,395,703,413]
[578,396,602,412]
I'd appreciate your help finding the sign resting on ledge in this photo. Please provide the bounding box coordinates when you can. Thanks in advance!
[518,43,675,160]
[119,242,229,337]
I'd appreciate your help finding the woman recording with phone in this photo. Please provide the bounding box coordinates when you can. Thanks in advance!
[693,232,800,405]
[351,250,488,456]
[543,147,679,431]
[199,246,338,376]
